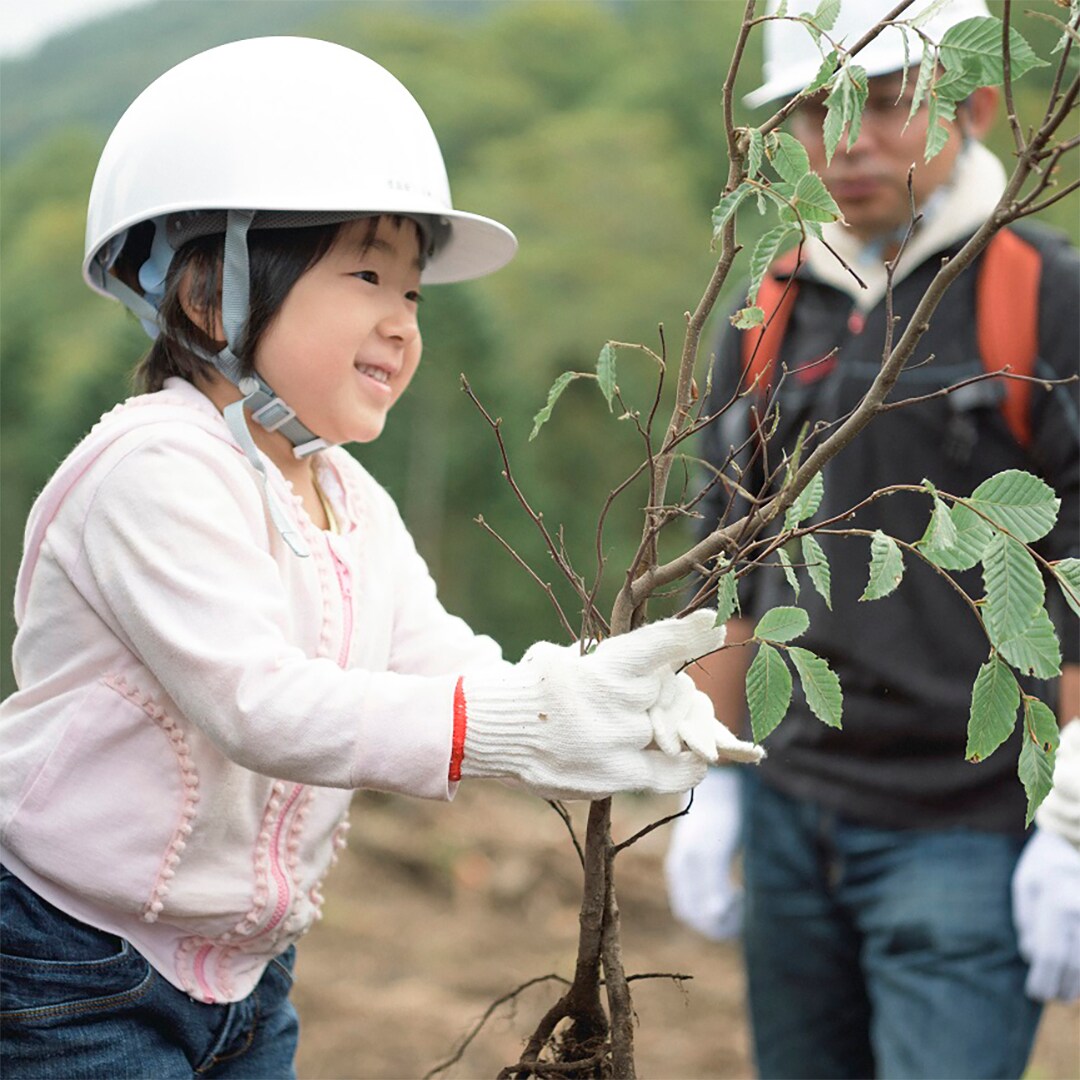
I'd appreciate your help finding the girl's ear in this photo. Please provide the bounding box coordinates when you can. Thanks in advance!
[177,261,226,342]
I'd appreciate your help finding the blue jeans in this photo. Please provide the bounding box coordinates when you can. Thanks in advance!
[0,867,299,1079]
[740,772,1041,1080]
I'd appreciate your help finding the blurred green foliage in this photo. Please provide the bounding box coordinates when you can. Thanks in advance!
[1,0,1076,697]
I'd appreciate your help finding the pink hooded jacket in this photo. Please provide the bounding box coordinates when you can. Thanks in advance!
[0,378,502,1003]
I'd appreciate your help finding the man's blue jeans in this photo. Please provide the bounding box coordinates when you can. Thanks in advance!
[740,771,1041,1080]
[0,867,299,1079]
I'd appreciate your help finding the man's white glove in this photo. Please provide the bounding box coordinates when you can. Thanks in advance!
[460,610,763,801]
[664,766,745,940]
[1012,720,1080,1002]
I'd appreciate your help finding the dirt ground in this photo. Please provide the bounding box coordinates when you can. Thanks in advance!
[293,784,1080,1080]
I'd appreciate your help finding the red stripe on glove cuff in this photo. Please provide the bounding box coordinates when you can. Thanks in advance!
[449,675,467,782]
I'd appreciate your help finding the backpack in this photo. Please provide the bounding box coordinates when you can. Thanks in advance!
[741,228,1042,449]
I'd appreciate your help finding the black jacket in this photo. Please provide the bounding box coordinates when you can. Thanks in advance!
[700,224,1079,833]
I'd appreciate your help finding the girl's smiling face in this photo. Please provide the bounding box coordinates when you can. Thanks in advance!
[253,215,424,451]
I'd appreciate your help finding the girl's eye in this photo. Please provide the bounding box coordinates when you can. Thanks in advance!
[353,270,379,285]
[405,290,424,304]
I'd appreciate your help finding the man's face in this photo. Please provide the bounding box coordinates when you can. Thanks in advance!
[788,70,995,242]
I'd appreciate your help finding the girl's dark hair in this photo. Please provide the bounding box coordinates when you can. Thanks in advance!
[124,218,380,393]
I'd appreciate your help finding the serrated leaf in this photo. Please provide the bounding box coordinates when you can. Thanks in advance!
[712,183,752,239]
[786,471,824,527]
[767,132,811,185]
[997,607,1062,680]
[922,501,992,571]
[1050,558,1080,618]
[968,470,1060,542]
[1018,698,1060,825]
[714,563,740,626]
[789,646,843,729]
[924,93,955,161]
[732,306,766,330]
[746,643,793,742]
[861,531,905,601]
[908,41,936,121]
[778,545,801,600]
[939,17,1048,88]
[966,656,1021,762]
[755,605,810,643]
[746,128,764,178]
[595,343,617,411]
[920,491,958,552]
[823,65,868,161]
[982,532,1045,644]
[530,371,582,440]
[802,534,832,610]
[813,0,840,33]
[783,172,843,225]
[748,224,798,304]
[805,50,839,96]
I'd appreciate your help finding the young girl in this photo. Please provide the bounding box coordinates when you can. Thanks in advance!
[0,37,760,1078]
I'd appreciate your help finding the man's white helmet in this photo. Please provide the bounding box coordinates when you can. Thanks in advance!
[746,0,992,108]
[83,35,517,298]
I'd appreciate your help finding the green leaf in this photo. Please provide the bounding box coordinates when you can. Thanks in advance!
[922,501,992,571]
[767,132,811,185]
[813,0,840,33]
[530,371,582,440]
[997,607,1062,680]
[1018,698,1060,825]
[748,224,798,303]
[804,50,839,96]
[908,41,936,120]
[966,656,1021,762]
[755,605,810,643]
[967,469,1060,542]
[982,532,1045,644]
[746,128,764,178]
[823,65,868,162]
[861,530,905,601]
[1050,558,1080,619]
[732,306,766,330]
[746,643,793,742]
[712,183,752,239]
[596,343,617,411]
[714,562,740,626]
[802,534,832,610]
[787,471,824,527]
[919,490,958,553]
[789,646,843,729]
[784,172,843,224]
[939,17,1047,88]
[924,92,955,161]
[778,546,801,599]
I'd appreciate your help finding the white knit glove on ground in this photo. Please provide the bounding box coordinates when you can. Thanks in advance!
[665,766,745,940]
[460,611,763,801]
[1012,720,1080,1002]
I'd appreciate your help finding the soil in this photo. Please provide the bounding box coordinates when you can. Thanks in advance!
[293,784,1080,1080]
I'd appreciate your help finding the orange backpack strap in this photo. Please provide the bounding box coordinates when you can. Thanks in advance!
[976,228,1042,450]
[741,248,801,396]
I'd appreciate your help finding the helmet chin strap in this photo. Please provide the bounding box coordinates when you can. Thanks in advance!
[215,209,327,459]
[216,209,318,558]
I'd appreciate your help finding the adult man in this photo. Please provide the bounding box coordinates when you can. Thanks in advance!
[665,1,1080,1077]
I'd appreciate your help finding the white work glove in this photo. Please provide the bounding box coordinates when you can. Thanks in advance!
[460,610,763,801]
[665,766,745,940]
[1012,720,1080,1002]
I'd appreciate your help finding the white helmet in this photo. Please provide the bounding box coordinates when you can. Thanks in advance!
[746,0,991,108]
[84,35,516,295]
